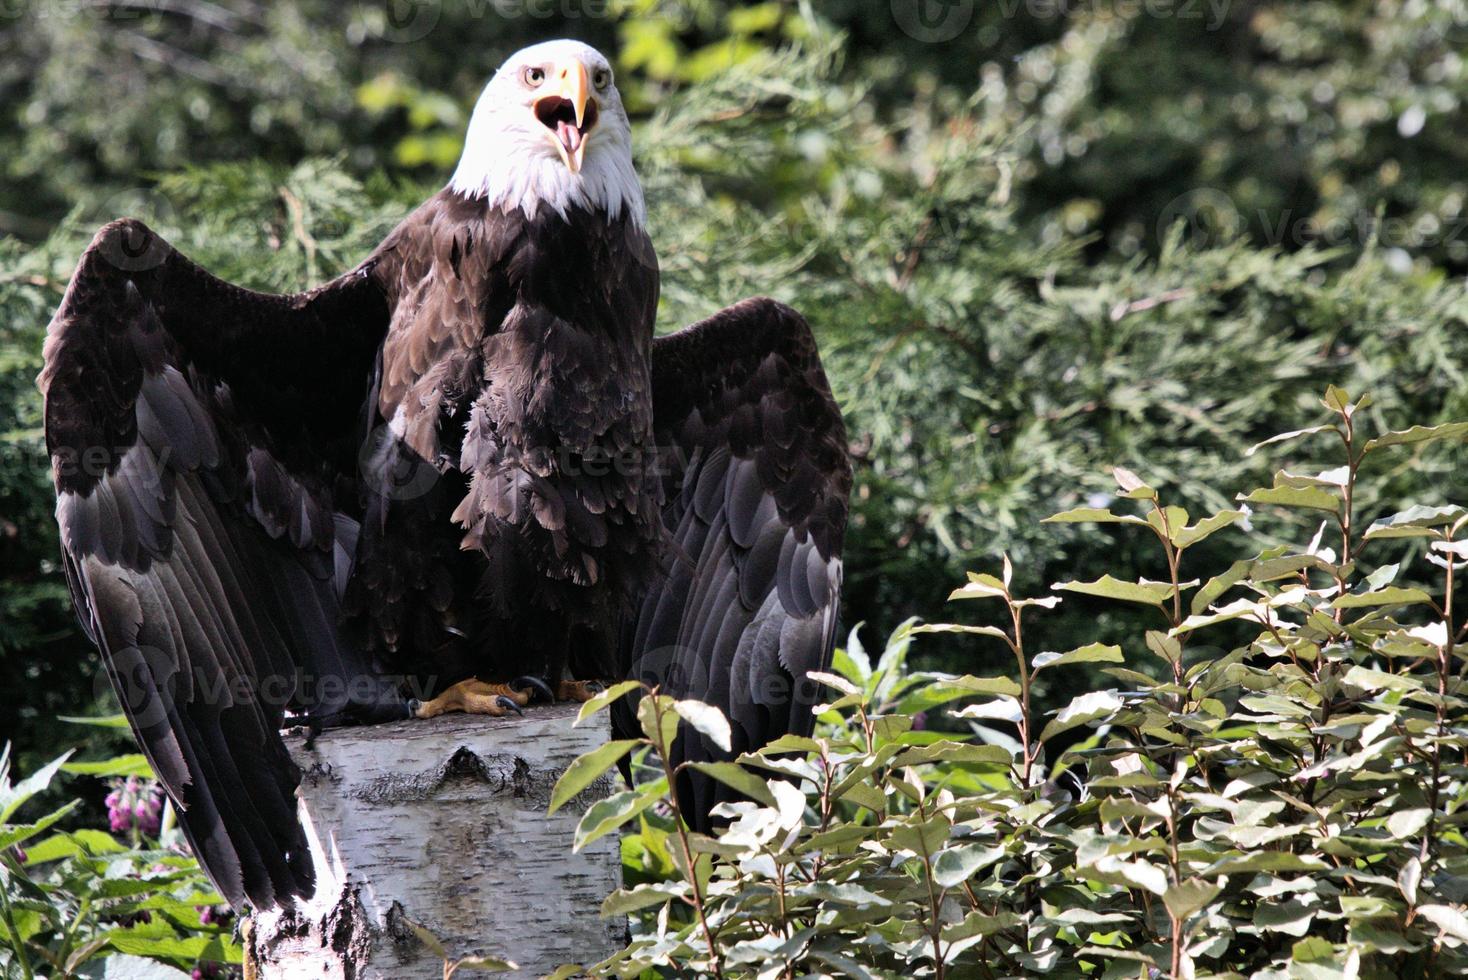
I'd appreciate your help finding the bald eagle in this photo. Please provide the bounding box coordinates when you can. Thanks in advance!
[40,40,850,910]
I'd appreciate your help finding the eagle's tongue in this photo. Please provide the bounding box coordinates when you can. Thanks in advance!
[558,120,582,154]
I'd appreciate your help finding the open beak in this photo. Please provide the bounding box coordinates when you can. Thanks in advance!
[534,61,597,173]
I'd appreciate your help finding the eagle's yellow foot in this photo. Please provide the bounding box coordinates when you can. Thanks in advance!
[410,680,531,719]
[556,679,607,702]
[503,676,606,703]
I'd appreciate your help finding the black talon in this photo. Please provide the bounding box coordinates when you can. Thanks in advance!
[510,675,555,704]
[496,695,524,716]
[406,698,422,719]
[303,715,322,751]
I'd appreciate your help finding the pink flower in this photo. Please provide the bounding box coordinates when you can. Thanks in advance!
[105,776,166,838]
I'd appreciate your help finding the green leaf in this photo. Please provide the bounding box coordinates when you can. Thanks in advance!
[0,799,81,850]
[0,751,74,823]
[1081,856,1169,896]
[889,742,1010,768]
[402,916,447,957]
[1276,466,1350,488]
[446,954,517,977]
[832,630,871,684]
[684,762,778,807]
[910,623,1010,640]
[1164,878,1222,921]
[56,714,131,729]
[1052,575,1175,607]
[1039,690,1124,742]
[1362,421,1468,453]
[1291,936,1336,964]
[808,670,861,696]
[1323,384,1352,411]
[1238,485,1341,512]
[542,965,588,980]
[547,740,639,816]
[1112,467,1157,500]
[1332,586,1434,609]
[574,779,666,852]
[758,734,822,755]
[1145,630,1181,664]
[948,674,1023,697]
[1173,510,1245,548]
[61,754,154,778]
[1385,808,1431,839]
[932,844,1006,888]
[1246,424,1335,456]
[1190,552,1321,615]
[1204,852,1328,875]
[20,829,125,864]
[890,815,948,857]
[1399,858,1422,905]
[672,700,731,752]
[600,882,689,916]
[1417,905,1468,943]
[947,576,1008,601]
[1042,507,1148,526]
[1343,666,1424,693]
[1032,642,1124,673]
[636,696,679,751]
[574,680,643,725]
[1364,505,1467,540]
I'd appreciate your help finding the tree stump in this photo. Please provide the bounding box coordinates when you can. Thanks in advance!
[245,704,623,978]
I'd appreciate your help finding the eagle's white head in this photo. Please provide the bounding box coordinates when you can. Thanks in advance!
[449,39,645,227]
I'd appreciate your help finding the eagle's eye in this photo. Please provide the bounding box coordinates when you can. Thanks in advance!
[522,66,546,88]
[593,68,611,91]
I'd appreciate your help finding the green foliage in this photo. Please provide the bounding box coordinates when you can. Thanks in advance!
[6,1,1468,775]
[2,7,1468,973]
[0,745,238,979]
[559,390,1468,977]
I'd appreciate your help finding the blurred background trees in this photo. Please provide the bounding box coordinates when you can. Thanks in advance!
[2,0,1466,772]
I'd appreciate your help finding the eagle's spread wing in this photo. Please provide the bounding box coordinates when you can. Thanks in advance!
[41,220,391,909]
[621,298,851,825]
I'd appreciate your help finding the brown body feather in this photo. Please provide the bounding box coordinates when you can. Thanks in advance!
[344,191,664,687]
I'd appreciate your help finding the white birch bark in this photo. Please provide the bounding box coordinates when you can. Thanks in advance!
[245,704,623,979]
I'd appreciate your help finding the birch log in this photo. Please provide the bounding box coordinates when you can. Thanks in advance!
[245,704,623,979]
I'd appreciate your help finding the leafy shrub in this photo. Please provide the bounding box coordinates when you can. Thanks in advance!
[561,388,1468,977]
[0,743,239,979]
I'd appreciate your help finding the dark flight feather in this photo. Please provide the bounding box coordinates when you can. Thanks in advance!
[616,298,852,828]
[43,219,394,908]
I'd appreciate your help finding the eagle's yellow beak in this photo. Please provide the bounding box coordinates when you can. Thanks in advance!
[535,61,596,174]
